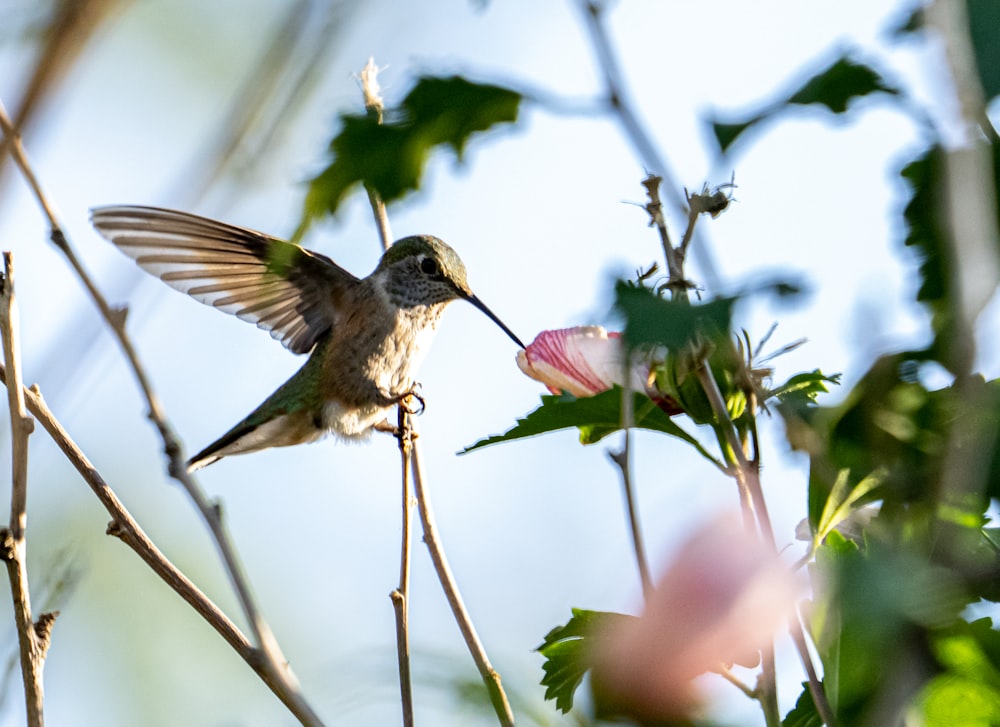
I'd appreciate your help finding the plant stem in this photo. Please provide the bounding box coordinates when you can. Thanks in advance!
[0,364,325,725]
[0,97,323,727]
[391,409,415,727]
[409,428,515,726]
[0,254,48,727]
[609,383,653,600]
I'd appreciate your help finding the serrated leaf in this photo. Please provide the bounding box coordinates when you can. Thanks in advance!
[301,75,521,230]
[461,387,722,467]
[615,282,735,352]
[709,55,897,154]
[536,609,633,714]
[400,76,521,158]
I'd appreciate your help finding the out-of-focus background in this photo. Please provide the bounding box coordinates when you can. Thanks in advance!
[0,0,993,725]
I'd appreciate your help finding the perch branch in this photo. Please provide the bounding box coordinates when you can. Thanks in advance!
[0,364,328,724]
[0,98,323,727]
[391,408,415,727]
[0,254,48,727]
[410,425,515,726]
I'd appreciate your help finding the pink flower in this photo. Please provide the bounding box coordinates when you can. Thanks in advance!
[591,514,800,721]
[516,326,648,397]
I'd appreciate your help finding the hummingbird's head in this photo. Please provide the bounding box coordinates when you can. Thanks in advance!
[380,235,525,348]
[380,235,471,305]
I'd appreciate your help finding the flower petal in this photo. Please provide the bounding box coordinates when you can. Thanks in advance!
[517,326,645,397]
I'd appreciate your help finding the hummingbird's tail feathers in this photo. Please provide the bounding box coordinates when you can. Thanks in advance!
[186,409,326,472]
[90,205,360,355]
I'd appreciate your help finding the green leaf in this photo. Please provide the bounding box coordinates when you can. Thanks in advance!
[614,282,735,352]
[709,55,897,154]
[536,609,633,714]
[769,370,841,408]
[782,683,823,727]
[918,619,1000,726]
[892,2,1000,102]
[400,76,521,158]
[966,0,1000,102]
[900,142,1000,371]
[785,57,896,112]
[301,75,521,230]
[461,388,722,467]
[811,533,970,722]
[812,468,883,543]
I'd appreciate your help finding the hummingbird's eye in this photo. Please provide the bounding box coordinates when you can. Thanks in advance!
[420,257,438,276]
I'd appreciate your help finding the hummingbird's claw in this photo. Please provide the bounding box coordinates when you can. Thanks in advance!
[400,390,425,416]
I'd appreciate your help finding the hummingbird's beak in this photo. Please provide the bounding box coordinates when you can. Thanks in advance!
[464,293,526,349]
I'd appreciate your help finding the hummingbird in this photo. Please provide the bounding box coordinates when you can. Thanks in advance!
[90,205,525,471]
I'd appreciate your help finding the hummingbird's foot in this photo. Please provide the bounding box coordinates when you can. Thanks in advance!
[399,390,425,416]
[374,419,400,436]
[373,418,421,440]
[381,383,425,416]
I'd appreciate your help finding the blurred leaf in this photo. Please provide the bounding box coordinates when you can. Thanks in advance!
[900,142,1000,371]
[889,6,923,37]
[536,609,633,714]
[813,468,883,542]
[302,75,521,230]
[461,388,722,467]
[615,282,735,352]
[892,2,1000,102]
[709,55,898,154]
[768,370,841,409]
[782,356,1000,522]
[811,533,970,722]
[968,0,1000,102]
[918,618,1000,726]
[782,683,823,727]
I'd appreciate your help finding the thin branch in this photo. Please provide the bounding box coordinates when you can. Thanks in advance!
[716,664,757,701]
[359,59,413,723]
[0,363,330,723]
[0,253,47,727]
[640,175,689,301]
[608,372,653,600]
[391,409,415,727]
[359,57,393,251]
[0,98,323,726]
[608,442,652,600]
[410,427,515,727]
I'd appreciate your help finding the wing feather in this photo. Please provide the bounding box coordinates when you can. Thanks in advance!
[91,205,360,354]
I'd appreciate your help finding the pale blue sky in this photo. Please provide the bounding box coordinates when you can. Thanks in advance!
[1,1,995,725]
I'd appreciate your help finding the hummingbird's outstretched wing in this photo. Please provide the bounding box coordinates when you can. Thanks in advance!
[91,205,360,354]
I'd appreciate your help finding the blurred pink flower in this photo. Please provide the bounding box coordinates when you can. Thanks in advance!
[516,326,648,397]
[591,514,800,722]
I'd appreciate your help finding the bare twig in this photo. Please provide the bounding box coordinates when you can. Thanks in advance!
[391,408,415,727]
[641,175,690,301]
[607,443,652,600]
[359,59,414,723]
[0,98,323,726]
[409,427,515,726]
[716,664,757,701]
[0,364,329,723]
[359,57,394,251]
[0,254,48,726]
